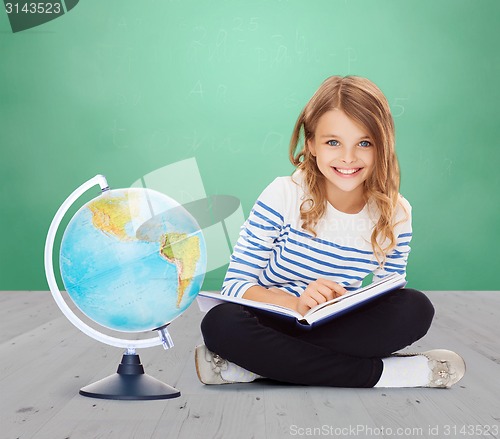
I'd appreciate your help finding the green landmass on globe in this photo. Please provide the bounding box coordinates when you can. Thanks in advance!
[87,193,200,308]
[160,233,200,307]
[88,192,138,241]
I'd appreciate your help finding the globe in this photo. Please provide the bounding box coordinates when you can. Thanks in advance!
[59,187,207,333]
[44,175,207,400]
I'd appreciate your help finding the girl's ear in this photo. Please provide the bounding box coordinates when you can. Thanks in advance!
[307,139,316,157]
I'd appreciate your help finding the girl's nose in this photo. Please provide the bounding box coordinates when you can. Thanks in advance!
[341,147,356,164]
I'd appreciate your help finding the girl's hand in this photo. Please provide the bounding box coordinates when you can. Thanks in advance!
[296,279,347,316]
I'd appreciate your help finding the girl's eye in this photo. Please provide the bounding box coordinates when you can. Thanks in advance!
[359,140,372,147]
[327,140,340,147]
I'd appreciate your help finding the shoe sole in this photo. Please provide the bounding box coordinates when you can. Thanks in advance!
[194,344,233,385]
[194,345,207,384]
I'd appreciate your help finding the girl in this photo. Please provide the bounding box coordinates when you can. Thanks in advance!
[195,75,465,388]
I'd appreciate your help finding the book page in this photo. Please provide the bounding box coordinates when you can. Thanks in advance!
[197,291,303,320]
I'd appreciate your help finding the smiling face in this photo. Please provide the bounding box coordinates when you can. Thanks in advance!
[307,109,375,212]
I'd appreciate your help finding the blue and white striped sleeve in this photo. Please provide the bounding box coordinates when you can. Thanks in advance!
[221,178,285,298]
[373,195,412,282]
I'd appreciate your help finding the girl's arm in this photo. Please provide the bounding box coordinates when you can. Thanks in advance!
[222,177,346,315]
[221,178,286,299]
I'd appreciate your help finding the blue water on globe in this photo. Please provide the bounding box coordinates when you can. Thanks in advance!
[60,188,207,332]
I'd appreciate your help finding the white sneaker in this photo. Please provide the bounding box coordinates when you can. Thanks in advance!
[393,349,466,388]
[194,344,260,385]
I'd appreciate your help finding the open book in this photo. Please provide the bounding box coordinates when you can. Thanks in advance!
[196,273,407,330]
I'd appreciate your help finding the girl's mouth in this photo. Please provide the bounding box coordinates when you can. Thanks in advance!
[332,167,362,177]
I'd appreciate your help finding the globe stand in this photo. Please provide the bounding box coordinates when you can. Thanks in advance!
[79,351,181,400]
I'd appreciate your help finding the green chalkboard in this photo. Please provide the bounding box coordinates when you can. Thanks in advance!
[1,0,499,291]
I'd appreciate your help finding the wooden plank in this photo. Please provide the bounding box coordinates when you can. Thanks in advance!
[153,391,266,439]
[32,396,168,439]
[0,291,57,343]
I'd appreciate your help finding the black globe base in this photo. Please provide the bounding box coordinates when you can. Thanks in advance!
[79,353,180,400]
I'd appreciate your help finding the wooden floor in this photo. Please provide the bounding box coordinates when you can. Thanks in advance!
[1,290,500,439]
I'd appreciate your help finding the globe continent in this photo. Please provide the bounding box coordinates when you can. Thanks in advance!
[60,188,207,332]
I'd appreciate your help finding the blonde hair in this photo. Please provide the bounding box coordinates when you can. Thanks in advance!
[289,75,404,266]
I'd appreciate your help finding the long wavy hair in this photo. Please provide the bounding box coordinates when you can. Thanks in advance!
[289,75,405,266]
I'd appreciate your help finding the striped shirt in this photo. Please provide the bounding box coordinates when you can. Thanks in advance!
[221,170,412,298]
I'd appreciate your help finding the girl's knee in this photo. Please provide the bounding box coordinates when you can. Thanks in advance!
[201,303,236,334]
[200,303,247,352]
[400,289,435,335]
[406,289,434,317]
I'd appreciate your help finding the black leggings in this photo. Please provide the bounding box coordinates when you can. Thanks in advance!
[200,288,435,388]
